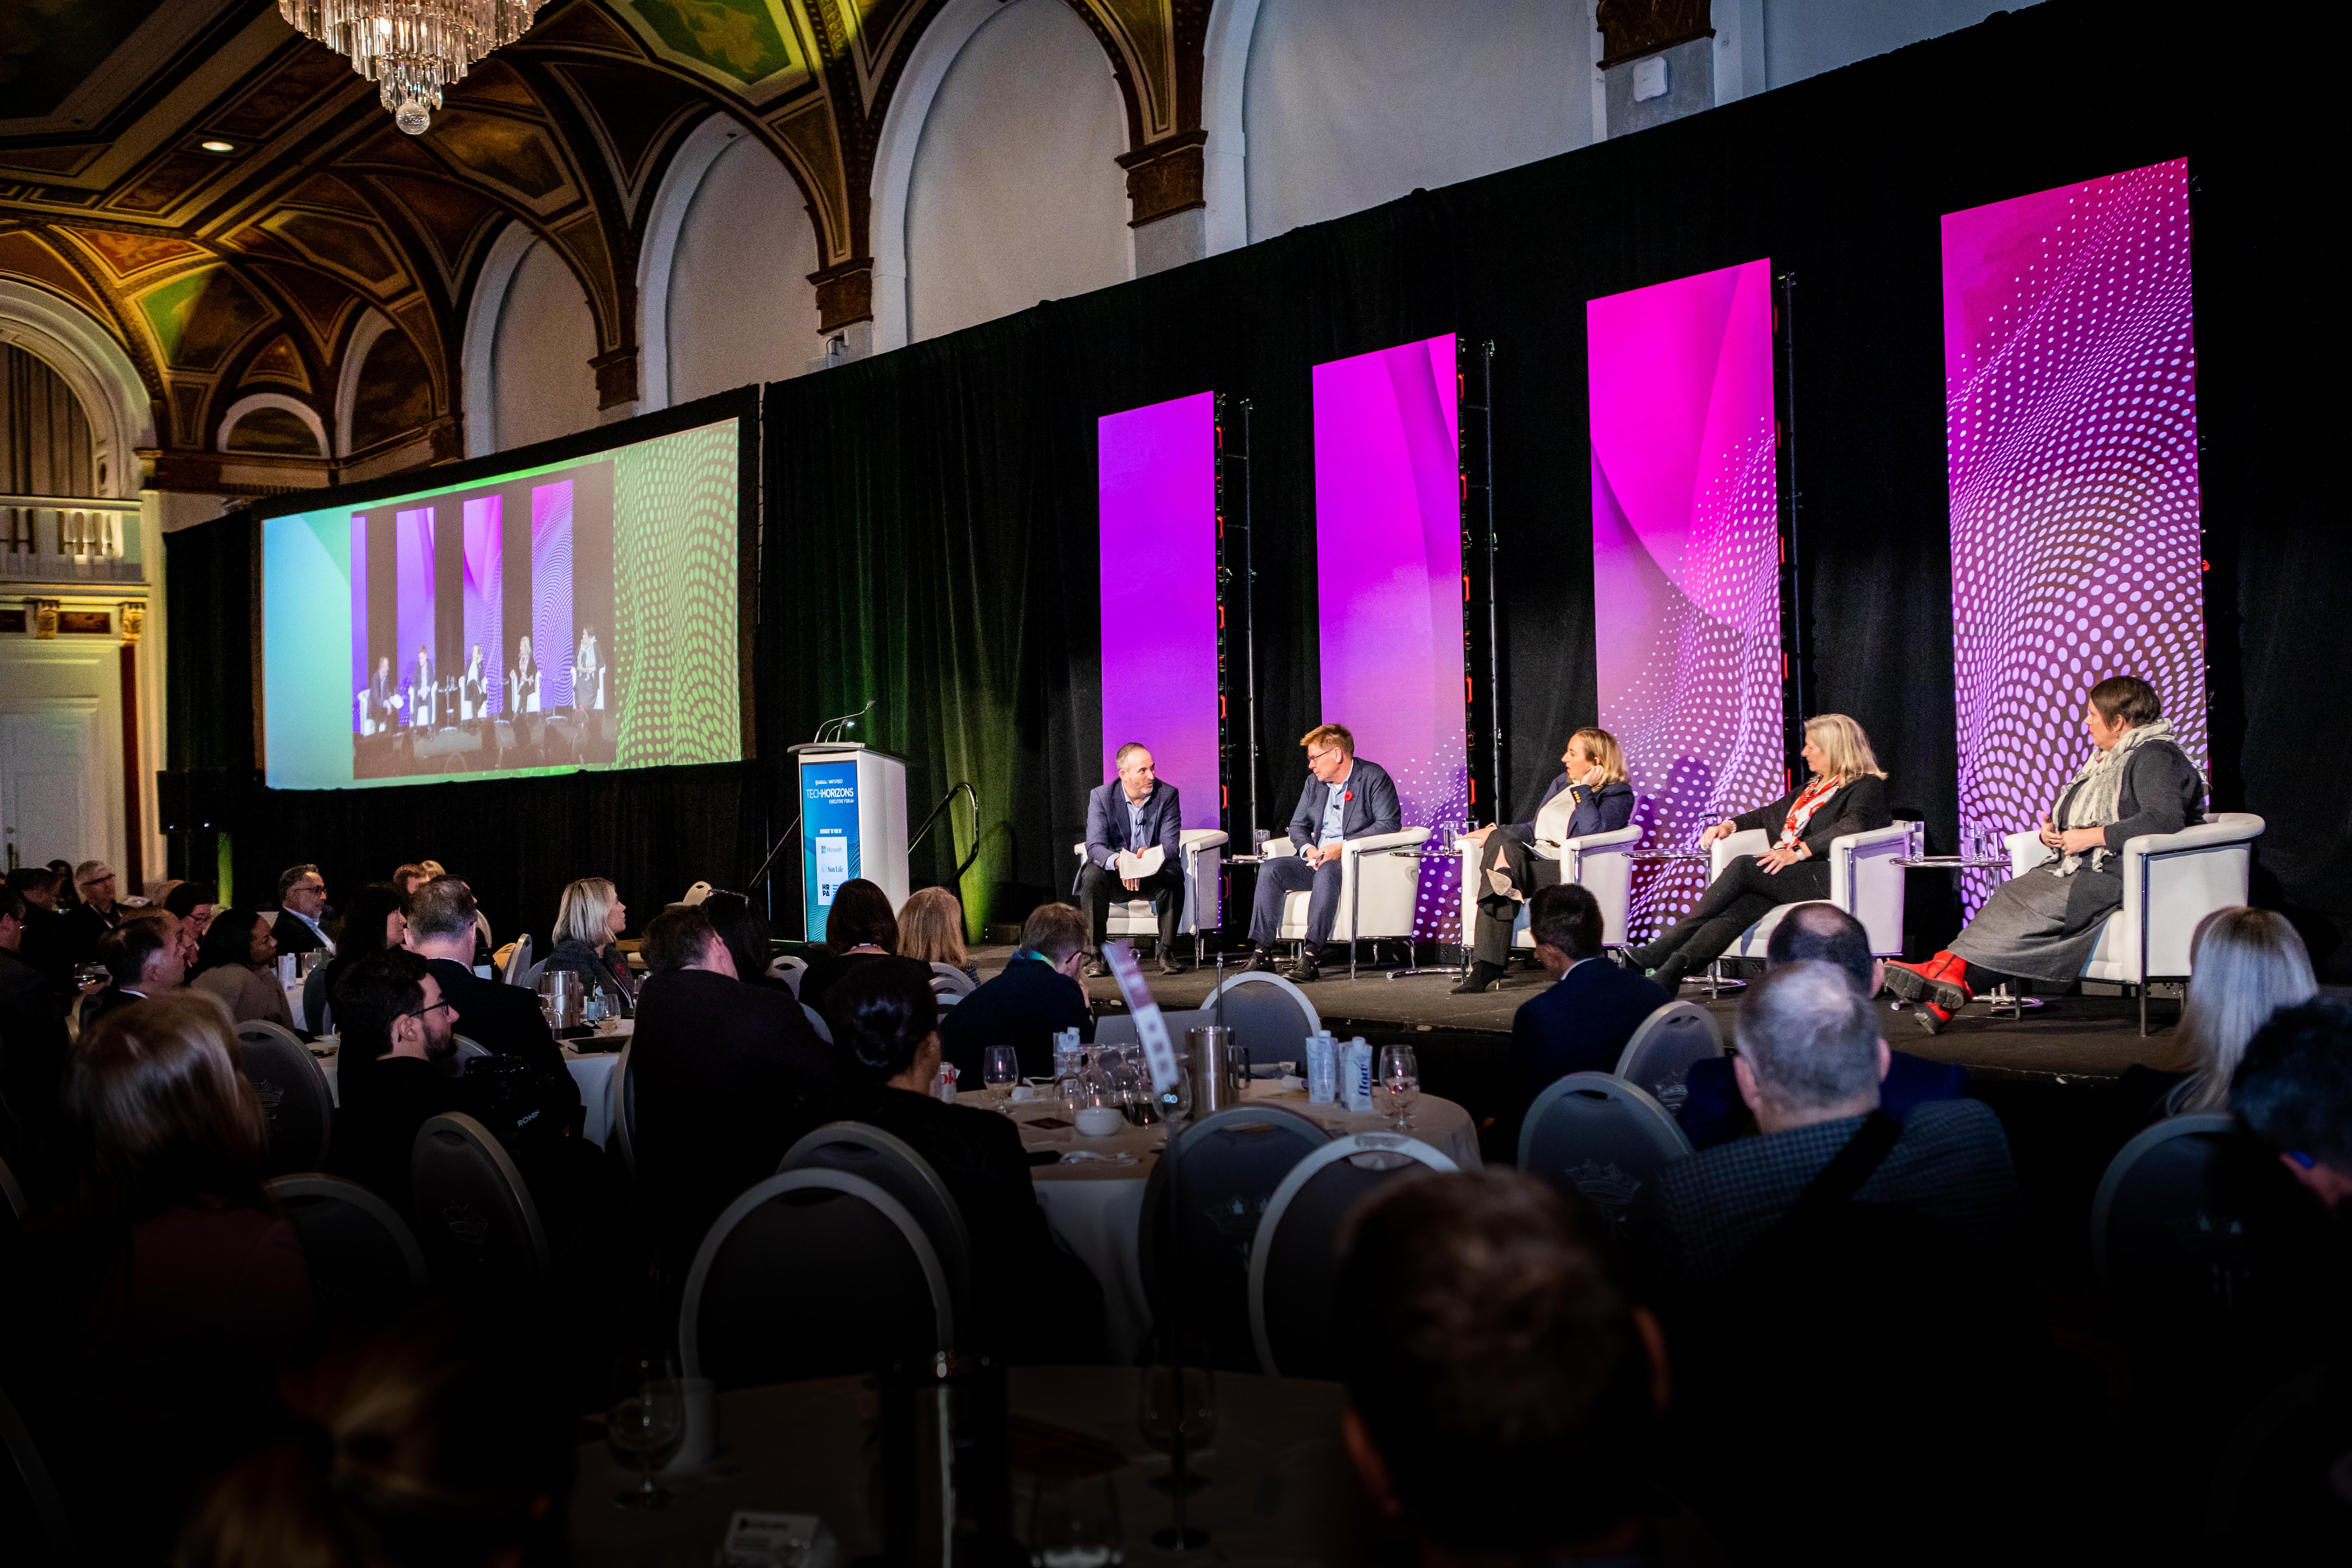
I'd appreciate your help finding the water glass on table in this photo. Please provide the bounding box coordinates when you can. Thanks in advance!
[1028,1474,1124,1566]
[607,1350,684,1508]
[1378,1044,1420,1131]
[983,1045,1020,1111]
[1138,1345,1217,1496]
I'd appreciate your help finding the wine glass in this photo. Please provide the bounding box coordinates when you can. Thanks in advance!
[983,1045,1020,1111]
[1138,1334,1217,1494]
[608,1351,684,1508]
[1028,1474,1124,1566]
[1378,1044,1420,1131]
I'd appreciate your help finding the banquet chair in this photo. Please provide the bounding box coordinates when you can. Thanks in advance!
[2003,812,2263,1034]
[1138,1104,1331,1370]
[768,955,806,996]
[500,933,533,987]
[608,1041,638,1177]
[928,962,978,998]
[1067,829,1232,963]
[236,1020,335,1175]
[681,1170,952,1389]
[1612,1001,1724,1118]
[301,962,331,1035]
[2092,1113,2276,1346]
[1518,1072,1691,1249]
[1094,1009,1210,1049]
[409,1112,553,1296]
[0,1385,72,1568]
[801,1003,833,1043]
[1699,820,1913,993]
[1248,1133,1458,1378]
[1202,972,1321,1068]
[1267,826,1433,976]
[1455,793,1647,956]
[265,1173,429,1315]
[778,1121,973,1340]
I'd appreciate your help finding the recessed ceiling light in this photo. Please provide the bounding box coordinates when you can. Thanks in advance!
[200,139,234,153]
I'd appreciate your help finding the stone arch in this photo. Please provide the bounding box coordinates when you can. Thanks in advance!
[215,391,328,456]
[0,280,156,497]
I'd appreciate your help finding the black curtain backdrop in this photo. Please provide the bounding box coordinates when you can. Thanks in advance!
[170,1,2349,974]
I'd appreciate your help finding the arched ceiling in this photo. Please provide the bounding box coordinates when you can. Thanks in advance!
[0,0,1216,492]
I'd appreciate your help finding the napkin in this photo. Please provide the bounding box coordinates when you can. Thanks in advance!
[1057,1150,1138,1166]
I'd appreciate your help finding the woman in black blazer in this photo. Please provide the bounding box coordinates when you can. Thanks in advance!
[1624,714,1892,991]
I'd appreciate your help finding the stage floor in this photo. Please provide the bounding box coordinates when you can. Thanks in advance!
[964,945,2191,1084]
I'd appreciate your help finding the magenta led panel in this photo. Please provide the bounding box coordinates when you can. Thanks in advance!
[1312,334,1465,941]
[1588,259,1783,934]
[1098,391,1221,842]
[1942,159,2204,912]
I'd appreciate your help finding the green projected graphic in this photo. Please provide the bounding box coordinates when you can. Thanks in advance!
[615,419,741,766]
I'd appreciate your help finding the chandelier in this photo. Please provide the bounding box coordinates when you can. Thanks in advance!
[278,1,542,135]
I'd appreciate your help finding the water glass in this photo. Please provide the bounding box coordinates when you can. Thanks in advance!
[607,1350,684,1508]
[983,1045,1020,1110]
[1028,1474,1124,1566]
[1138,1342,1217,1494]
[1378,1044,1420,1130]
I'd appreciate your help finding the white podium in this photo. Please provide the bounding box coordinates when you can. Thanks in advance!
[791,743,909,940]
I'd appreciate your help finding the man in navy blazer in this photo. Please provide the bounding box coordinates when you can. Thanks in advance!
[1246,723,1404,982]
[1076,742,1186,976]
[1510,883,1670,1119]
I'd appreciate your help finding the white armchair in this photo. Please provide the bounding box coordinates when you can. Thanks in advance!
[1700,821,1912,982]
[1456,820,1646,955]
[1068,828,1230,962]
[2002,812,2262,1034]
[1270,826,1434,977]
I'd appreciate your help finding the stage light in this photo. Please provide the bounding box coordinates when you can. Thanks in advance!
[200,139,234,153]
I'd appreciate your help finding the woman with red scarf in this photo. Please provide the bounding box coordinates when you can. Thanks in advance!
[1622,714,1892,991]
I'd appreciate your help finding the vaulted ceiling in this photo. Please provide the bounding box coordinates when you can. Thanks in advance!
[0,0,1213,492]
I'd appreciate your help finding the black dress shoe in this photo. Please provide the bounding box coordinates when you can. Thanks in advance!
[1451,961,1505,995]
[1159,958,1191,976]
[1286,952,1322,983]
[1244,950,1278,973]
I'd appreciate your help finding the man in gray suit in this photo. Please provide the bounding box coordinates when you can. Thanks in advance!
[1076,742,1186,976]
[1246,722,1403,983]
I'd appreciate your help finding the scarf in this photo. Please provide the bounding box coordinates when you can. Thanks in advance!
[2052,719,2193,875]
[1776,775,1844,849]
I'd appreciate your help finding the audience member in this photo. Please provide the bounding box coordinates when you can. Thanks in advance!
[163,878,217,941]
[272,862,335,957]
[701,890,789,997]
[60,858,122,962]
[14,992,315,1560]
[1,881,70,1140]
[898,885,980,984]
[630,905,840,1268]
[176,1301,572,1568]
[147,875,183,910]
[393,861,433,896]
[2150,907,2318,1117]
[189,908,298,1030]
[81,916,187,1030]
[1335,1171,1678,1565]
[786,957,1103,1361]
[403,877,579,1136]
[46,857,79,910]
[8,865,71,992]
[1678,902,1971,1149]
[327,948,467,1217]
[1508,883,1668,1106]
[941,901,1093,1082]
[2235,996,2352,1210]
[541,875,637,1015]
[309,881,411,1036]
[797,876,899,1015]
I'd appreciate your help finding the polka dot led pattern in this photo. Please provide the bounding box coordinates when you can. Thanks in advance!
[1941,160,2206,914]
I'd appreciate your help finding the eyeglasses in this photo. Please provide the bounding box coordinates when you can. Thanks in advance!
[402,1000,456,1023]
[1308,748,1340,764]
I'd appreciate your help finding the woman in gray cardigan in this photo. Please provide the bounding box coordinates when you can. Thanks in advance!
[1886,675,2205,1031]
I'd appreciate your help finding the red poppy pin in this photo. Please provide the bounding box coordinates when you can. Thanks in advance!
[1343,791,1354,802]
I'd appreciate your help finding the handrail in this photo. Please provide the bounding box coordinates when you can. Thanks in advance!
[0,493,141,512]
[909,782,982,882]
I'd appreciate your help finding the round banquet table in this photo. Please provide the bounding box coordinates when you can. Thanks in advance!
[568,1365,1373,1567]
[314,1020,627,1146]
[971,1079,1482,1365]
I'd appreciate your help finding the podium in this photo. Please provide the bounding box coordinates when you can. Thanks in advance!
[790,743,909,940]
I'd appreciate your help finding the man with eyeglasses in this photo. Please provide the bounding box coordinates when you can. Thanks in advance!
[328,947,464,1217]
[1244,723,1403,982]
[61,859,122,966]
[271,863,335,959]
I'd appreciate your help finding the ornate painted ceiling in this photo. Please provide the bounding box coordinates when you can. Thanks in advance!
[0,0,1214,492]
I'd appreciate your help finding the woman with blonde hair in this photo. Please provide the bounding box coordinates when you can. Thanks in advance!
[2163,907,2316,1114]
[1622,713,1891,992]
[541,875,636,1015]
[1455,726,1637,993]
[898,885,979,983]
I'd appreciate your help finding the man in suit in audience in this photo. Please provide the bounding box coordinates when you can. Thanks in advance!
[0,883,70,1136]
[8,867,71,996]
[271,863,335,959]
[941,902,1093,1083]
[1076,742,1187,977]
[402,875,578,1129]
[1245,723,1404,983]
[1650,961,2020,1288]
[1510,883,1669,1113]
[1678,901,1970,1149]
[328,948,465,1217]
[78,916,187,1031]
[59,859,123,966]
[1336,1171,1673,1565]
[631,904,842,1268]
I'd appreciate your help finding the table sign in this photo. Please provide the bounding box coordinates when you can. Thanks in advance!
[1101,940,1180,1093]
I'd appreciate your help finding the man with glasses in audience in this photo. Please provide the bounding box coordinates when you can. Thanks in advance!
[61,859,122,965]
[1243,723,1402,983]
[403,875,579,1130]
[329,948,464,1217]
[271,863,334,959]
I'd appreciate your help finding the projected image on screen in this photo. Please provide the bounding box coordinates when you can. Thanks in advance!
[1099,391,1220,828]
[1312,335,1465,941]
[1588,259,1783,936]
[264,417,741,790]
[1942,160,2204,913]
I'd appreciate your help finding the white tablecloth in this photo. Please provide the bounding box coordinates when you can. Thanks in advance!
[964,1081,1480,1363]
[316,1026,625,1146]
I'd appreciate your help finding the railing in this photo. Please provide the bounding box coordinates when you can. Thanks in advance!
[0,492,144,583]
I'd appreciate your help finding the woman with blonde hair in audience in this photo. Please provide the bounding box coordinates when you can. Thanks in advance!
[898,885,979,984]
[2165,907,2317,1114]
[542,875,637,1014]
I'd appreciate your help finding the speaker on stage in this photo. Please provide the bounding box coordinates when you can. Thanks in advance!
[790,742,909,940]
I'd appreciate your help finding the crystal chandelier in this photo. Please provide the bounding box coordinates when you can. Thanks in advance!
[278,1,542,135]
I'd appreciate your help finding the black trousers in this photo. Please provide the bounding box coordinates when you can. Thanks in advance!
[1638,855,1832,972]
[1077,860,1184,951]
[1472,826,1564,967]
